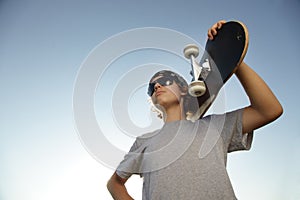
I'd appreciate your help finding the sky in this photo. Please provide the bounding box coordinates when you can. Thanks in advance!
[0,0,300,199]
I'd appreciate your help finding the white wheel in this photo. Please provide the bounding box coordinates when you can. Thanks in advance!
[188,81,206,97]
[183,44,199,59]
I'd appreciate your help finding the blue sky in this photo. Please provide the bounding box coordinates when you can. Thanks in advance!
[1,0,299,199]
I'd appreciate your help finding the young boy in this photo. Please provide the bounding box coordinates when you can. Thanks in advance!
[107,20,283,200]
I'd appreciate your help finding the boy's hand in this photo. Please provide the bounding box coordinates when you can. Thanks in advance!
[207,20,226,40]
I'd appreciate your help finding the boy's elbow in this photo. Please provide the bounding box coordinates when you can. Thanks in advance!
[276,103,283,118]
[107,178,112,192]
[107,175,117,193]
[266,103,283,122]
[274,104,283,120]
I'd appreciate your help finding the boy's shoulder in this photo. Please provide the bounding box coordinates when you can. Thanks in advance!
[136,129,160,142]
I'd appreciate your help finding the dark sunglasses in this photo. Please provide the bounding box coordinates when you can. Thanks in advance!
[147,76,176,96]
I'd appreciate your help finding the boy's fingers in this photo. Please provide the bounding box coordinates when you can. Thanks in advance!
[207,29,214,40]
[207,20,226,40]
[217,20,226,29]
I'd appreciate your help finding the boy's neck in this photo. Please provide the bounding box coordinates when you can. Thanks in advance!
[164,105,186,122]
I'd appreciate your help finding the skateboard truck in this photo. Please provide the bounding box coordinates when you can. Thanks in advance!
[183,44,206,97]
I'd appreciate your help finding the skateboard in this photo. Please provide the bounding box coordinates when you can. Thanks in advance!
[184,21,249,120]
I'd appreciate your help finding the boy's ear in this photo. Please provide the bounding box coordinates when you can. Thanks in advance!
[180,86,188,96]
[181,91,187,96]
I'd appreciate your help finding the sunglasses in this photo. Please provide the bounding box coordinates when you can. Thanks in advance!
[147,76,176,96]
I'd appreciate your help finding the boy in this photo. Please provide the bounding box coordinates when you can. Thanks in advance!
[107,20,283,200]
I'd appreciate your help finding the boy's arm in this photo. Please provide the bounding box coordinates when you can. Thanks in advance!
[208,20,283,133]
[235,62,283,133]
[107,172,134,200]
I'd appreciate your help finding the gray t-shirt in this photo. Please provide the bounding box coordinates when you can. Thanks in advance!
[117,109,253,200]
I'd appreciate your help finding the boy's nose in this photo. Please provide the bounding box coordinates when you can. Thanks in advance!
[154,83,162,91]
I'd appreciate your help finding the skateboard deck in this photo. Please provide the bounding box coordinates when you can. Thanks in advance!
[184,21,249,120]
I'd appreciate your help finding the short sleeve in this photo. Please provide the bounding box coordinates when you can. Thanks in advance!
[220,109,254,153]
[116,137,147,179]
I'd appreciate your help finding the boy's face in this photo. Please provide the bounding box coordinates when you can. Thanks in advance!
[149,75,184,108]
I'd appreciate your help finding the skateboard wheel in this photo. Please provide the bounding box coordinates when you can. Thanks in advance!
[183,44,199,59]
[188,81,206,97]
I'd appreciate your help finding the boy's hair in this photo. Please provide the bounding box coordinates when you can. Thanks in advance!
[149,70,199,120]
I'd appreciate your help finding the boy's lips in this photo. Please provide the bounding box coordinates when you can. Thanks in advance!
[155,90,165,97]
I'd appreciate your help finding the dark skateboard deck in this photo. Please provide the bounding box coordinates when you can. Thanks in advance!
[187,21,249,120]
